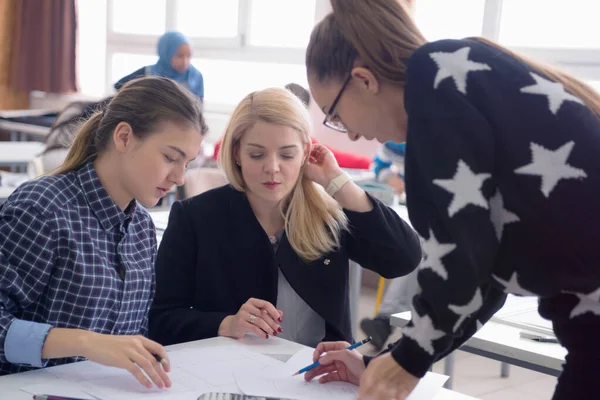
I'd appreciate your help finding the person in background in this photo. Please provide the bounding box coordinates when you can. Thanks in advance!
[114,31,204,101]
[304,0,600,398]
[360,269,419,351]
[212,83,372,170]
[0,77,206,390]
[372,142,406,194]
[149,87,421,348]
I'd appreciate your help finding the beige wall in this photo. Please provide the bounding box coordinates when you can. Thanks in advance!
[0,0,29,110]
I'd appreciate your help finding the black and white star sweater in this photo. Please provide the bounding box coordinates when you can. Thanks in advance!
[389,38,600,378]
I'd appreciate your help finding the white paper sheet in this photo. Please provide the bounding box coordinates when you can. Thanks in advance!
[236,372,359,400]
[407,373,450,400]
[235,333,305,354]
[19,382,97,399]
[281,347,316,375]
[235,346,448,400]
[44,345,282,400]
[236,371,448,400]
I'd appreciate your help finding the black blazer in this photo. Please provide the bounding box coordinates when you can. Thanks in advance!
[149,185,421,346]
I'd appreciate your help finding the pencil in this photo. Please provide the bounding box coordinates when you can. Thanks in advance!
[292,336,372,376]
[153,353,169,367]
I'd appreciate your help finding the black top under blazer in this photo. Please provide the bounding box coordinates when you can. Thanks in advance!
[149,185,422,346]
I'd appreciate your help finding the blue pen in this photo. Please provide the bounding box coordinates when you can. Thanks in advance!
[293,336,372,376]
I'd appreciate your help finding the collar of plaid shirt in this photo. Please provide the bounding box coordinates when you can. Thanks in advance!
[77,162,137,230]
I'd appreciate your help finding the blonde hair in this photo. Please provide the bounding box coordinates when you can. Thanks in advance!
[54,77,207,175]
[306,0,600,117]
[219,88,349,262]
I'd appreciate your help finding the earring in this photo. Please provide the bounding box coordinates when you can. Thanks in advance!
[236,161,241,167]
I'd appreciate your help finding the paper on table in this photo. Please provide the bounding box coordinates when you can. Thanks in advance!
[236,346,448,400]
[51,345,282,400]
[407,373,449,400]
[281,347,316,375]
[236,371,448,400]
[19,382,97,400]
[235,333,304,354]
[236,372,359,400]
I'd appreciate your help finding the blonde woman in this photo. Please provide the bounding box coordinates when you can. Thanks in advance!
[149,88,421,347]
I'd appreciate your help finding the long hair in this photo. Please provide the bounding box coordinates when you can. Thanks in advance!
[219,88,348,262]
[53,77,208,175]
[306,0,600,118]
[306,0,426,86]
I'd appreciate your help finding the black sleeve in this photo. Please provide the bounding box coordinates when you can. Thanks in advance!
[344,194,421,279]
[149,201,229,345]
[364,284,506,368]
[387,42,502,378]
[114,67,147,90]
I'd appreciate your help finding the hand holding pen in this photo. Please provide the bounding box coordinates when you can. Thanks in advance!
[298,337,372,386]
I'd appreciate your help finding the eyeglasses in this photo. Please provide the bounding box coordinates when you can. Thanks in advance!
[322,75,352,133]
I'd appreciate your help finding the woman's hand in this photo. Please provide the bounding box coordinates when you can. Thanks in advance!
[304,144,343,188]
[304,341,365,386]
[218,298,283,339]
[358,353,420,400]
[80,332,172,389]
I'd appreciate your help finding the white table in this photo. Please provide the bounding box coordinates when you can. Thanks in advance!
[0,120,51,141]
[0,142,44,172]
[391,309,566,377]
[0,336,477,399]
[0,186,15,200]
[0,108,56,141]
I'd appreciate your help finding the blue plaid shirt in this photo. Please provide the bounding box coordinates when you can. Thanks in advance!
[0,162,156,375]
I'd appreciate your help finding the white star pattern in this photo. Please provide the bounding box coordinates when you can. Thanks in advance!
[520,72,583,115]
[568,287,600,319]
[448,289,483,332]
[419,229,456,280]
[493,272,535,297]
[515,141,587,198]
[489,190,520,241]
[433,159,491,217]
[403,312,446,355]
[429,47,491,95]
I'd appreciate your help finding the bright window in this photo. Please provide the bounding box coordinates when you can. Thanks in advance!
[110,53,158,85]
[176,0,239,38]
[414,0,485,41]
[77,0,107,97]
[499,0,600,48]
[111,0,166,35]
[248,0,316,48]
[195,58,307,104]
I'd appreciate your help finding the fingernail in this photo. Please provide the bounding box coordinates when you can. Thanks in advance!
[278,327,283,333]
[273,331,277,336]
[278,317,283,322]
[266,334,270,339]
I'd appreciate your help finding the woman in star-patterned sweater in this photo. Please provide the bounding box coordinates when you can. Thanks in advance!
[304,1,600,399]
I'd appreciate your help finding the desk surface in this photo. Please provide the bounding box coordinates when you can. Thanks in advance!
[0,142,44,165]
[0,120,52,138]
[391,307,566,375]
[0,336,476,400]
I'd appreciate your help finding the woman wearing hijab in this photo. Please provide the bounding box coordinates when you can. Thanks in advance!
[114,31,204,101]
